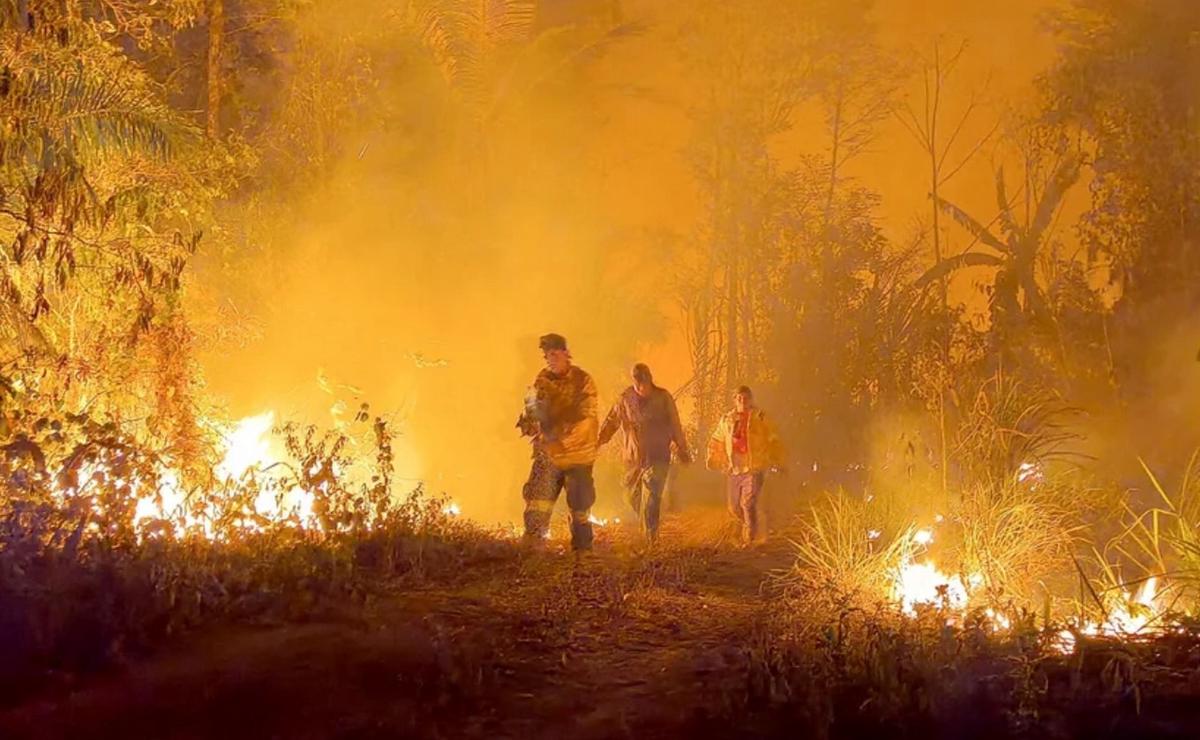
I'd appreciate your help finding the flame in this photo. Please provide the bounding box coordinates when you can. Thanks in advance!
[588,514,608,526]
[1017,461,1044,486]
[893,557,970,616]
[53,407,442,542]
[1054,630,1077,654]
[1052,578,1165,654]
[1091,576,1162,637]
[880,520,1173,652]
[217,412,277,480]
[126,411,307,536]
[984,608,1011,632]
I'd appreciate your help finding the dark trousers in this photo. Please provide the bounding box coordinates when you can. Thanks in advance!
[727,471,765,543]
[522,451,596,551]
[626,462,670,540]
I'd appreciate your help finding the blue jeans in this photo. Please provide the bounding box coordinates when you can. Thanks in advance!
[727,472,765,543]
[626,462,670,540]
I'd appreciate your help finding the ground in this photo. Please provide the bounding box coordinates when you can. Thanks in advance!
[0,511,795,739]
[4,509,1200,739]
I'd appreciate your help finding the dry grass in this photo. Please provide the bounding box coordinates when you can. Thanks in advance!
[780,493,918,606]
[953,475,1082,609]
[1080,454,1200,627]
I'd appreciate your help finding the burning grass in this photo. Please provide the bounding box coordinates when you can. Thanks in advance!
[0,402,511,702]
[781,459,1200,664]
[6,389,1200,736]
[741,481,1200,738]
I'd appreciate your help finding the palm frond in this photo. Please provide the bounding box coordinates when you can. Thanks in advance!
[934,195,1010,254]
[5,45,195,167]
[994,167,1020,241]
[914,251,1003,289]
[1026,155,1080,246]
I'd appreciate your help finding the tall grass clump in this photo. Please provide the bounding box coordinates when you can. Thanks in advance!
[783,493,917,606]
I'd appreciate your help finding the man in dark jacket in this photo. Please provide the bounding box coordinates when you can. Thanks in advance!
[598,363,690,541]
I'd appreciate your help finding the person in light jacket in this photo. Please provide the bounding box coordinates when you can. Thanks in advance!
[706,385,784,545]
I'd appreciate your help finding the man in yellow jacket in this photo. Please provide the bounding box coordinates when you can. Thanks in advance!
[517,333,599,551]
[706,385,784,545]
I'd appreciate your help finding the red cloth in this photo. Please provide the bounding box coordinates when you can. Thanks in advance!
[732,411,750,455]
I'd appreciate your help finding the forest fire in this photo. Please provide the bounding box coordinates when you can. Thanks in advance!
[883,521,1177,649]
[5,0,1200,736]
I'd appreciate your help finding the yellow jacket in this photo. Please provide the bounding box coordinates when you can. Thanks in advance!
[527,365,599,468]
[706,408,783,474]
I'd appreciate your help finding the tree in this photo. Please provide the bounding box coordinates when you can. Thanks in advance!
[1,5,204,348]
[809,0,894,225]
[893,38,999,313]
[891,38,998,499]
[916,144,1081,346]
[1044,0,1200,395]
[207,0,224,137]
[676,0,818,441]
[1,2,230,462]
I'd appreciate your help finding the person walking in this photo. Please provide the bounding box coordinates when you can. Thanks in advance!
[706,385,784,546]
[516,333,599,552]
[598,363,691,542]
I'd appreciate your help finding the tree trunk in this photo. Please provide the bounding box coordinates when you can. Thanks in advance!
[206,0,224,138]
[824,87,843,228]
[726,246,739,393]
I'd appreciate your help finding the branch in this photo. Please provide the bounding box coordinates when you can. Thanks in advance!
[938,118,1001,187]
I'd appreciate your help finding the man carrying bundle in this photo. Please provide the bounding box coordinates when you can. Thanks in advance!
[516,333,599,552]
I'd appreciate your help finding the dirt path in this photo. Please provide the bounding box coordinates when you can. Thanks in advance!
[0,512,795,739]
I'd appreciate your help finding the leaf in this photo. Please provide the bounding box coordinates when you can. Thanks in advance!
[934,196,1010,254]
[1026,156,1081,247]
[914,252,1004,289]
[994,167,1020,240]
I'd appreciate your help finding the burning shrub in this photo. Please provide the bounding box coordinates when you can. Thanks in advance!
[0,389,492,699]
